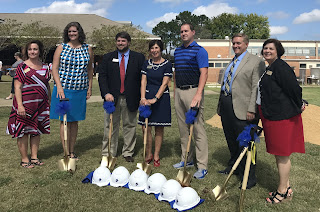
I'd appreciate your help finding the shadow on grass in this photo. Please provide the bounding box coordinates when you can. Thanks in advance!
[38,133,103,160]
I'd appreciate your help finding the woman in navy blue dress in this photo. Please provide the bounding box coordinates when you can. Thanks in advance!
[138,40,172,167]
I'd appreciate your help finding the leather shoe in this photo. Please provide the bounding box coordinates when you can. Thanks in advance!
[124,156,134,162]
[218,167,239,175]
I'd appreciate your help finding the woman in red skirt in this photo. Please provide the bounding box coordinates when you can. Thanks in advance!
[257,39,306,204]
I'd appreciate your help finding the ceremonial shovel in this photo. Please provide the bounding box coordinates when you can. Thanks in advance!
[176,124,193,187]
[137,117,152,175]
[176,107,199,187]
[239,126,262,212]
[58,98,76,172]
[101,113,117,170]
[212,147,248,201]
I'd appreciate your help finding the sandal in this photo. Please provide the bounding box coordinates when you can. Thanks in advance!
[269,186,293,197]
[266,190,292,204]
[69,152,79,160]
[31,158,44,166]
[153,159,160,167]
[145,154,153,164]
[20,161,34,168]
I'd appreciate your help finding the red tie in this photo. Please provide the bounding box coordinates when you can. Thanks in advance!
[120,54,125,93]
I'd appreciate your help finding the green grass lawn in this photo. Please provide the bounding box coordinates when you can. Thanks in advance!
[0,79,319,211]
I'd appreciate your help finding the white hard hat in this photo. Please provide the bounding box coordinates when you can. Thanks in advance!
[173,187,202,211]
[128,169,148,191]
[110,166,130,187]
[144,173,167,194]
[92,166,111,187]
[157,179,182,202]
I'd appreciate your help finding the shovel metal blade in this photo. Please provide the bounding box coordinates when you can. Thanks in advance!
[58,158,76,172]
[67,158,77,172]
[176,170,192,187]
[212,185,228,201]
[101,156,117,170]
[58,158,68,171]
[137,162,152,175]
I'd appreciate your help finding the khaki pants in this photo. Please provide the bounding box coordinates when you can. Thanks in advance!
[102,96,137,157]
[174,87,208,169]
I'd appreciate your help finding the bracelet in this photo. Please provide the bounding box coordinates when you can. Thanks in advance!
[141,98,146,100]
[154,96,159,101]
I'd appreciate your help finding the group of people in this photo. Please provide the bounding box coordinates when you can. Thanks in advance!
[6,21,305,203]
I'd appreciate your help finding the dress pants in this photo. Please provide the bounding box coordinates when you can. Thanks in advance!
[102,96,137,157]
[220,93,257,185]
[175,87,208,170]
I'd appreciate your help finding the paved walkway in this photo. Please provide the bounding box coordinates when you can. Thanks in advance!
[0,90,218,107]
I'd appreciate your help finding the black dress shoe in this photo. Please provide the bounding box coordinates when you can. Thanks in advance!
[124,156,134,162]
[218,167,232,174]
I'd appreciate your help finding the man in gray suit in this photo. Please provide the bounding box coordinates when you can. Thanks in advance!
[217,33,265,189]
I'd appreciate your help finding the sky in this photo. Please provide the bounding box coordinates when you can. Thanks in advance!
[1,0,320,40]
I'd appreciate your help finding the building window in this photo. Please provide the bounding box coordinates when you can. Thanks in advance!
[300,64,306,68]
[209,63,214,67]
[215,63,222,68]
[223,63,229,67]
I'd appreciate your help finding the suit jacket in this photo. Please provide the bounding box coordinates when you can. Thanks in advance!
[260,58,302,120]
[217,52,265,120]
[98,50,145,112]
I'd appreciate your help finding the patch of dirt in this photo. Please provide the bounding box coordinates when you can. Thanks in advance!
[206,104,320,145]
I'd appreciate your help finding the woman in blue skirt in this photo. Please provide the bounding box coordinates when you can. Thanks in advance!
[138,40,172,167]
[50,22,93,159]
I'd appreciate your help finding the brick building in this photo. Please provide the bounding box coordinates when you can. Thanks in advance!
[197,38,320,84]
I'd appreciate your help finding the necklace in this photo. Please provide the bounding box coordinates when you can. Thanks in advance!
[149,58,163,70]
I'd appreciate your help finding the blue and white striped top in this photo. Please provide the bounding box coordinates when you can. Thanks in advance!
[174,41,208,87]
[58,43,90,90]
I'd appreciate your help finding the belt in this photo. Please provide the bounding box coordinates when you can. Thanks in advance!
[177,84,198,90]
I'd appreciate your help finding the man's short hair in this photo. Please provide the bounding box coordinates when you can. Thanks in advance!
[115,31,131,42]
[232,33,249,44]
[181,23,194,31]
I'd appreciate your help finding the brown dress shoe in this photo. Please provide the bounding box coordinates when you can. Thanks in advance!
[124,156,134,162]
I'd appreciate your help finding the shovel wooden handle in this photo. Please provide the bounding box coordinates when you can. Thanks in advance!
[241,150,252,190]
[143,118,148,159]
[108,114,113,156]
[223,147,248,187]
[183,124,193,168]
[63,113,68,157]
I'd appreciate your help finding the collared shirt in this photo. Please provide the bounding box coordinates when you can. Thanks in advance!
[221,51,247,93]
[174,41,208,87]
[118,49,130,73]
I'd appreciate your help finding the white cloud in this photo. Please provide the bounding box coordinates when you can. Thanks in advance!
[25,0,114,17]
[145,2,238,29]
[192,2,238,18]
[293,9,320,24]
[146,12,178,28]
[270,26,288,35]
[266,11,289,19]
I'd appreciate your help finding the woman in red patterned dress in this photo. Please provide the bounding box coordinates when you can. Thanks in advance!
[7,40,51,168]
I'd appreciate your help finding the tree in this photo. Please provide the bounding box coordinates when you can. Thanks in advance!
[11,21,61,61]
[242,13,269,39]
[207,13,269,39]
[0,19,21,51]
[152,21,180,55]
[90,25,149,57]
